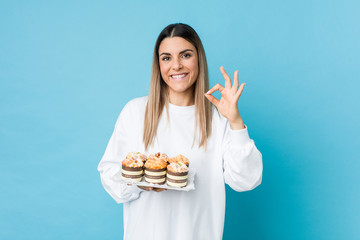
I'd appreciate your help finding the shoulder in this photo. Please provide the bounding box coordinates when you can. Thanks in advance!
[121,96,148,115]
[116,96,148,126]
[210,105,229,137]
[123,96,148,110]
[211,105,227,126]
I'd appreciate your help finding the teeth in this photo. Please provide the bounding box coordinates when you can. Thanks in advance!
[172,74,187,79]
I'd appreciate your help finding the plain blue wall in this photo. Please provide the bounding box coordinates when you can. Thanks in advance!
[1,0,359,239]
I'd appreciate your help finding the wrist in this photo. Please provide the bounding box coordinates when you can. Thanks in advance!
[229,117,245,130]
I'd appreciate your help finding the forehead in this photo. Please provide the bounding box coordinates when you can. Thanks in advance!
[159,37,196,54]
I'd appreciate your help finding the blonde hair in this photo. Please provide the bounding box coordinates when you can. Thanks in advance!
[143,23,212,150]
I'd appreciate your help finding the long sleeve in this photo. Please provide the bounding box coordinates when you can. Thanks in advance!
[97,103,144,204]
[222,123,263,192]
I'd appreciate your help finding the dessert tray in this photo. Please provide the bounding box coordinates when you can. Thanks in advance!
[111,168,196,192]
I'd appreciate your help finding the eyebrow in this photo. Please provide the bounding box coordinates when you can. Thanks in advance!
[159,49,194,56]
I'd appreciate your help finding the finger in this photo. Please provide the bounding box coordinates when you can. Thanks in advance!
[220,66,232,89]
[204,93,220,107]
[233,70,239,92]
[153,187,166,192]
[235,83,246,99]
[206,83,224,95]
[138,186,153,191]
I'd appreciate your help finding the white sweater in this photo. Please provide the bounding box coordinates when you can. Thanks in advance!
[97,96,263,240]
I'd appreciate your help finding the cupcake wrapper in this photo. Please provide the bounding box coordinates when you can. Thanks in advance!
[122,166,143,171]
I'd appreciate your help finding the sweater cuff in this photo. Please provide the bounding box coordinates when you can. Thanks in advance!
[127,184,145,194]
[229,124,251,145]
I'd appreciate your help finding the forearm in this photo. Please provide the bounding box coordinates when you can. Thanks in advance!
[99,164,144,203]
[229,114,245,130]
[222,125,263,192]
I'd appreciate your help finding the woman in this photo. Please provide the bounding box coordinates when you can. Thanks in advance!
[97,23,263,240]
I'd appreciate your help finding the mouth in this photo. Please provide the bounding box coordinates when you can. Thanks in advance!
[170,73,189,80]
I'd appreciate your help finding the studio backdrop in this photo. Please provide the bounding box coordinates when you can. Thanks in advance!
[0,0,359,239]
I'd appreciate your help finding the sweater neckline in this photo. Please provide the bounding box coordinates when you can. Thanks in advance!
[168,102,195,114]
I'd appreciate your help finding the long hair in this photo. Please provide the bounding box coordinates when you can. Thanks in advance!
[143,23,212,150]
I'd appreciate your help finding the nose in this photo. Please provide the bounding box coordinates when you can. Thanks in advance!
[172,58,183,71]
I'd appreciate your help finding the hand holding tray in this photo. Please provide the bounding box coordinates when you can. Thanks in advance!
[111,168,196,191]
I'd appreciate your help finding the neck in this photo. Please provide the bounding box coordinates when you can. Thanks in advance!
[168,88,195,106]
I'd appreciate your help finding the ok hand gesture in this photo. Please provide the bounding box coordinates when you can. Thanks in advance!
[204,66,245,130]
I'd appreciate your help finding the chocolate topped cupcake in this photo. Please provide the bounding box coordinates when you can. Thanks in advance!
[121,157,144,182]
[166,162,189,188]
[144,153,168,185]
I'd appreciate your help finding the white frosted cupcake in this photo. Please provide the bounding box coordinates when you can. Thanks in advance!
[121,157,144,182]
[126,152,147,162]
[166,162,189,188]
[144,153,168,185]
[168,154,189,167]
[148,152,168,163]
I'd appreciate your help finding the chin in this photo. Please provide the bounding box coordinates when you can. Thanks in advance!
[170,84,192,92]
[171,88,187,94]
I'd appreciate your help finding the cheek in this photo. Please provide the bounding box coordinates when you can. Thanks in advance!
[159,63,168,79]
[190,60,199,79]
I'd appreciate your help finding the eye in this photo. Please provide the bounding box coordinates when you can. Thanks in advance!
[182,53,192,58]
[162,56,170,61]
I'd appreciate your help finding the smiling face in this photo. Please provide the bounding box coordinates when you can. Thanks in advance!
[158,37,199,104]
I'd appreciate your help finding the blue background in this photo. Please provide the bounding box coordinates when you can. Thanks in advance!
[1,0,359,239]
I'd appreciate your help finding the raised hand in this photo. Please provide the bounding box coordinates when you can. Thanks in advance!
[204,66,245,130]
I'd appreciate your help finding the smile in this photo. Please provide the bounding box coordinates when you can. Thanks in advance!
[170,73,189,80]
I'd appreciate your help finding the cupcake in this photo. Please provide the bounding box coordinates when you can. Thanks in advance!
[121,157,144,182]
[166,162,189,188]
[148,152,168,163]
[144,152,168,185]
[168,154,189,167]
[126,152,147,162]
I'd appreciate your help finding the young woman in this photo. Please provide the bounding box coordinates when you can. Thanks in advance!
[97,23,263,240]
